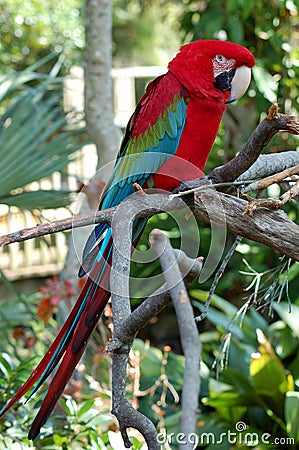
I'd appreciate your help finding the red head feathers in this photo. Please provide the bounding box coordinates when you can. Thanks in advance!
[168,39,255,102]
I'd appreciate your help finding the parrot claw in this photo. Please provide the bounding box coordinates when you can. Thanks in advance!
[133,182,146,195]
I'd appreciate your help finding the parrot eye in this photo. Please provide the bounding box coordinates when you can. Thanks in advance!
[215,54,225,63]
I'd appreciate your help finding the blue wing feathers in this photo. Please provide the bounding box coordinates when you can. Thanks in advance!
[0,78,192,426]
[80,96,187,273]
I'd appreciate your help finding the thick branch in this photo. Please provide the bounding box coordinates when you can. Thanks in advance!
[120,250,203,342]
[1,183,298,262]
[109,200,160,449]
[108,200,203,448]
[237,151,299,184]
[150,230,201,449]
[209,110,299,183]
[194,187,299,261]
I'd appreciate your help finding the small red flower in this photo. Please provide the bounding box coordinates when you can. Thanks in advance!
[37,276,76,324]
[12,327,26,341]
[12,327,37,349]
[37,297,53,323]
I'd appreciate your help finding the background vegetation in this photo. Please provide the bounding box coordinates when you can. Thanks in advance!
[0,0,298,448]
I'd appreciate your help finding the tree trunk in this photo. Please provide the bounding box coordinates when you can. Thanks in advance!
[84,0,122,176]
[59,0,121,312]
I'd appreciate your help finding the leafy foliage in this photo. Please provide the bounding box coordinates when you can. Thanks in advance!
[0,55,86,210]
[0,0,182,74]
[112,0,182,65]
[180,0,298,104]
[0,1,299,447]
[0,0,84,73]
[1,283,299,448]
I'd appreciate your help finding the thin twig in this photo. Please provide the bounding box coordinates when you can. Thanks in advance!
[170,179,256,198]
[239,160,299,195]
[0,208,115,246]
[196,235,243,321]
[238,151,299,185]
[256,164,299,189]
[243,178,299,214]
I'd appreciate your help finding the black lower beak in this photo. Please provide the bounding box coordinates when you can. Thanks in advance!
[214,68,236,92]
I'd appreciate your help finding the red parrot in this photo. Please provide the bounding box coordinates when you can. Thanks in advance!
[0,40,254,439]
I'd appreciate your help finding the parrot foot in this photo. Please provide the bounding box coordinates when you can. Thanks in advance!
[133,182,146,195]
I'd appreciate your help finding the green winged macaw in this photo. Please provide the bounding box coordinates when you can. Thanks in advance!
[0,40,254,439]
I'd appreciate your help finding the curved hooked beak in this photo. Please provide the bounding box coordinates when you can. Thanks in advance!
[214,65,252,104]
[226,65,252,104]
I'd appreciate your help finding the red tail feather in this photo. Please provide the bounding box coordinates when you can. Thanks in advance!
[28,286,109,440]
[0,280,91,418]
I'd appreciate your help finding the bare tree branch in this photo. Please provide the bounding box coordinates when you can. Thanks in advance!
[106,197,204,448]
[237,151,299,184]
[109,200,160,449]
[243,178,299,212]
[0,195,184,247]
[194,188,299,261]
[209,108,299,183]
[0,208,115,246]
[120,250,203,341]
[1,180,299,261]
[150,230,201,450]
[255,164,299,189]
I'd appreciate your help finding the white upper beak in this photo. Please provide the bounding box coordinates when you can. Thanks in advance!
[226,65,252,103]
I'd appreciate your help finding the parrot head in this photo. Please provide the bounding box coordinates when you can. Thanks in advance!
[168,39,255,104]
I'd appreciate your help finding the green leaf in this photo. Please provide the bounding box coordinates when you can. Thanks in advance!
[221,368,252,393]
[0,353,13,379]
[252,66,278,103]
[0,59,85,210]
[285,392,299,441]
[61,395,78,417]
[250,331,294,419]
[272,302,299,339]
[78,399,95,418]
[204,391,258,408]
[267,321,298,359]
[0,189,74,210]
[227,16,244,44]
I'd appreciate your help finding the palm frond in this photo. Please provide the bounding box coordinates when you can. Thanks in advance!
[0,56,87,210]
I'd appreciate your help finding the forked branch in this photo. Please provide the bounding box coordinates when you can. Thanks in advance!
[1,106,299,447]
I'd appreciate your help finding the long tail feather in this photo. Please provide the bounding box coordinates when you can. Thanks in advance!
[0,219,147,439]
[28,286,110,440]
[0,239,112,429]
[0,278,92,418]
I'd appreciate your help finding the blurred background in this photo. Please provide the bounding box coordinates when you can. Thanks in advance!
[0,1,299,448]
